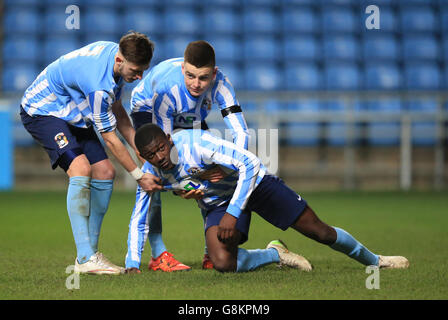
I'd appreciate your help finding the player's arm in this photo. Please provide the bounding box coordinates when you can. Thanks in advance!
[125,163,156,271]
[215,74,250,150]
[198,133,263,242]
[221,105,250,150]
[89,91,162,192]
[111,98,146,164]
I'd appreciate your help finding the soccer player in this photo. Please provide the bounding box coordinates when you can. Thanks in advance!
[128,40,249,271]
[20,32,163,275]
[125,123,410,274]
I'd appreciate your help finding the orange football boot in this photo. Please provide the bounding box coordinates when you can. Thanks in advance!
[202,254,214,270]
[148,251,191,272]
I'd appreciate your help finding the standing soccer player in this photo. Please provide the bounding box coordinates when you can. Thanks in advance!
[127,40,249,271]
[20,32,162,275]
[127,124,409,274]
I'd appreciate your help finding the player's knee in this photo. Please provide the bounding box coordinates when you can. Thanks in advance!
[92,161,116,180]
[211,252,237,273]
[66,155,92,177]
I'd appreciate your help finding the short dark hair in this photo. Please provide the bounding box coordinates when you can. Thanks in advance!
[184,40,215,68]
[119,31,154,66]
[135,123,166,153]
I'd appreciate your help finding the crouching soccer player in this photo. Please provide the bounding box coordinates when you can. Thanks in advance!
[20,32,162,275]
[125,124,409,273]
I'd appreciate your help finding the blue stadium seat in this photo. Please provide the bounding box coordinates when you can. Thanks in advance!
[324,100,363,146]
[319,0,357,5]
[285,100,321,146]
[82,34,120,44]
[397,0,436,6]
[163,36,195,58]
[366,99,402,146]
[442,8,448,32]
[243,8,279,34]
[364,63,402,90]
[404,63,441,90]
[322,7,357,33]
[362,35,399,61]
[44,8,81,35]
[80,0,118,7]
[281,7,318,34]
[43,37,80,66]
[280,0,315,5]
[402,35,441,61]
[4,8,40,35]
[83,8,120,35]
[163,9,199,35]
[323,35,360,62]
[444,37,448,61]
[243,36,280,62]
[400,7,437,33]
[122,0,158,5]
[2,65,38,92]
[3,37,39,64]
[407,99,438,146]
[283,36,320,61]
[123,9,161,35]
[243,63,282,91]
[204,8,240,35]
[284,63,322,90]
[206,36,241,64]
[324,63,361,90]
[217,62,243,90]
[4,0,40,7]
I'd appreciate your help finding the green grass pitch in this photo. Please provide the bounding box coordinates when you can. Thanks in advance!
[0,189,447,300]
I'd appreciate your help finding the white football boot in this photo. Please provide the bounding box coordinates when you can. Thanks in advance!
[74,252,125,275]
[267,240,313,272]
[378,255,410,269]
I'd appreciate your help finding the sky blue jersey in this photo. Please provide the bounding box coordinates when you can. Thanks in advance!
[130,57,249,149]
[20,41,124,133]
[125,129,266,268]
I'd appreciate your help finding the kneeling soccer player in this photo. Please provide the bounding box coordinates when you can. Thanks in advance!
[125,123,409,273]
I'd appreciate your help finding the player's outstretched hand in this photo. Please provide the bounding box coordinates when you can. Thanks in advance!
[200,165,227,183]
[217,213,237,244]
[138,172,163,193]
[174,189,204,200]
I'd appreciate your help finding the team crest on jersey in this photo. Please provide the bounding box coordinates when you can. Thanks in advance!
[202,98,212,110]
[54,132,69,149]
[187,167,203,176]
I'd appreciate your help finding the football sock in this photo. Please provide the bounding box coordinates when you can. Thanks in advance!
[147,191,167,258]
[148,233,167,258]
[330,227,379,266]
[89,179,113,253]
[67,176,94,264]
[236,248,280,272]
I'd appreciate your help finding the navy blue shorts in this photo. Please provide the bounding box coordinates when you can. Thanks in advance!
[204,175,307,244]
[131,111,209,131]
[20,106,108,171]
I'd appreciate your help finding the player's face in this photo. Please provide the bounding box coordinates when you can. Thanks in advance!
[140,135,174,170]
[118,60,149,83]
[182,62,217,97]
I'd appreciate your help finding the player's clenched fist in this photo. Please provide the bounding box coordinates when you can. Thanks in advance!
[138,173,163,193]
[217,213,238,244]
